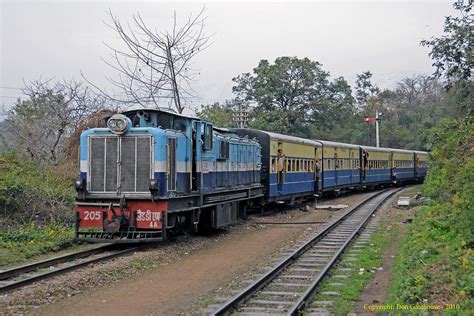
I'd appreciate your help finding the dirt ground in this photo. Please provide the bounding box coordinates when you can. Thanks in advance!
[20,192,372,316]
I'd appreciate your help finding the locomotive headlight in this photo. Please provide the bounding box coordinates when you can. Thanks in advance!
[116,119,125,129]
[149,179,159,191]
[75,179,85,192]
[107,114,129,135]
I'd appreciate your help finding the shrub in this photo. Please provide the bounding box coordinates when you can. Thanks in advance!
[0,150,76,225]
[389,119,473,311]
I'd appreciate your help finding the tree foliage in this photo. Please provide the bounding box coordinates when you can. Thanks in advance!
[232,57,355,136]
[196,101,235,128]
[354,71,381,108]
[421,0,473,85]
[389,119,473,310]
[0,151,76,225]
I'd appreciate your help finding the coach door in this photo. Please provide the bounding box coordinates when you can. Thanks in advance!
[390,151,395,181]
[167,138,177,191]
[314,147,319,193]
[277,142,284,194]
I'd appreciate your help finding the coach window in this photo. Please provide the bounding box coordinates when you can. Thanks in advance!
[271,158,276,172]
[204,124,213,150]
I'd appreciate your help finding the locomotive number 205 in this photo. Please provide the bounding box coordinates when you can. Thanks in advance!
[84,210,102,220]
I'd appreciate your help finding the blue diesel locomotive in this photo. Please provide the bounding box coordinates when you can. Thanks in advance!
[75,109,263,242]
[75,109,428,242]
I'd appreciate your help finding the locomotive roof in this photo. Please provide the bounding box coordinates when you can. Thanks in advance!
[120,108,211,123]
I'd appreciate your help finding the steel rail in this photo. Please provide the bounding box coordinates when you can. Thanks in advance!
[212,188,400,316]
[0,244,113,280]
[287,188,400,315]
[0,246,143,294]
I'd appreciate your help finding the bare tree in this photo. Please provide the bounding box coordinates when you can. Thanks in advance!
[87,8,211,113]
[6,79,107,164]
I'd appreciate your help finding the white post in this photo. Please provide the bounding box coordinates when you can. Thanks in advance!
[375,111,380,147]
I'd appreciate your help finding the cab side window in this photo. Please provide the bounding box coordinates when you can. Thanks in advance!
[203,124,213,150]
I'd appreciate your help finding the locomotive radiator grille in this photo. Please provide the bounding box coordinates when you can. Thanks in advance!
[89,136,152,194]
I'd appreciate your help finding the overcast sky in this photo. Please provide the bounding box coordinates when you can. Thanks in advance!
[0,0,454,117]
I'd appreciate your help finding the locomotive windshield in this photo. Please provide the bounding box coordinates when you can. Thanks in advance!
[120,109,188,132]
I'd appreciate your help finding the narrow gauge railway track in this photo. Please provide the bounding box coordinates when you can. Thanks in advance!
[0,244,143,294]
[212,188,401,316]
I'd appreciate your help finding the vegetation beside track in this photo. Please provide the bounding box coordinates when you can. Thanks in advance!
[388,119,473,312]
[0,151,76,266]
[0,151,76,224]
[0,223,75,266]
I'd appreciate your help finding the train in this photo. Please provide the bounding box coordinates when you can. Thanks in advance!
[74,109,428,243]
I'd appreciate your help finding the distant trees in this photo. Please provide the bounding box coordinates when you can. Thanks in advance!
[196,101,235,128]
[375,75,445,149]
[90,8,210,113]
[6,79,107,164]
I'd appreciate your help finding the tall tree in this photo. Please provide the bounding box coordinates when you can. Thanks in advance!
[232,57,355,136]
[354,71,381,108]
[421,0,473,85]
[87,8,210,113]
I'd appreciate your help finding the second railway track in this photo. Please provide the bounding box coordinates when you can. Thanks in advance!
[0,244,143,294]
[212,188,401,316]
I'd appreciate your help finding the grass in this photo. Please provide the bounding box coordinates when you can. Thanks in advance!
[387,202,474,313]
[311,218,398,315]
[130,257,159,270]
[0,223,75,267]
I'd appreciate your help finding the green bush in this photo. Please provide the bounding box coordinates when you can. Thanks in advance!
[0,150,76,225]
[389,119,473,312]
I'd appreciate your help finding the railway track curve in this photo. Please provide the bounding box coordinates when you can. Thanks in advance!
[211,188,401,316]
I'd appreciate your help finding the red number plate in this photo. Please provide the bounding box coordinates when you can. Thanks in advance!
[79,209,103,227]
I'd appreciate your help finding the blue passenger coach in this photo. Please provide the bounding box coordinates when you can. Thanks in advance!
[233,129,321,203]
